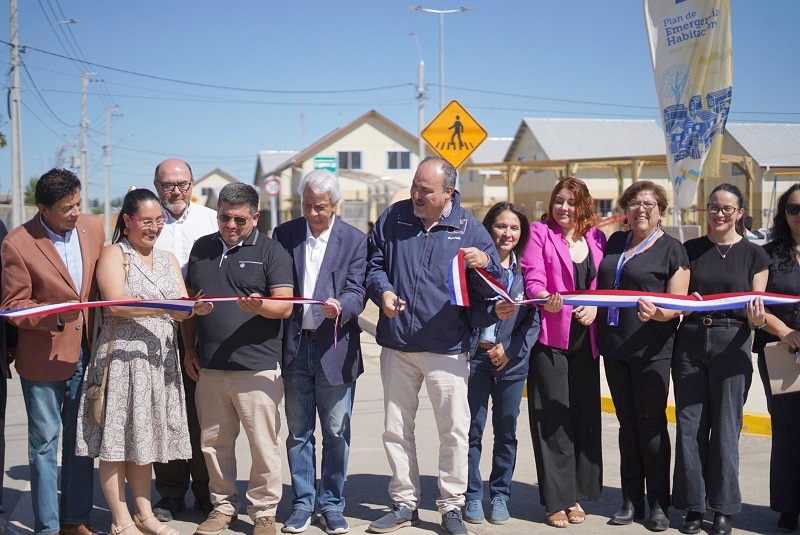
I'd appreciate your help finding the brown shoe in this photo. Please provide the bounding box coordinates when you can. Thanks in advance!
[195,511,236,535]
[252,517,275,535]
[61,524,109,535]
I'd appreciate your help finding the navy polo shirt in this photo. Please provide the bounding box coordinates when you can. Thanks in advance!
[185,229,294,371]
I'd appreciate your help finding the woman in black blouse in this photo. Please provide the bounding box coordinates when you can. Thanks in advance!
[753,183,800,533]
[672,183,770,535]
[597,182,689,531]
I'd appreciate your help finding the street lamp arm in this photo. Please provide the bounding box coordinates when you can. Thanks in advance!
[410,6,473,14]
[20,19,81,59]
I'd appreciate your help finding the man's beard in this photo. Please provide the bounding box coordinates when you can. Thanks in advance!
[164,198,188,217]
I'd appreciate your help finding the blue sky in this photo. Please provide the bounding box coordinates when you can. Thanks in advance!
[1,1,798,202]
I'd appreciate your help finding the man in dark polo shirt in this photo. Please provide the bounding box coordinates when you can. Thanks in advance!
[183,183,294,535]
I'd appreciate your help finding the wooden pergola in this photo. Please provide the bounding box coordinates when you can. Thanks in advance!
[461,153,762,216]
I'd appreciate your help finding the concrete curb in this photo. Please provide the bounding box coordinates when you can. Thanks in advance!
[358,302,772,436]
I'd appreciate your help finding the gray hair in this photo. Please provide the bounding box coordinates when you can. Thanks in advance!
[298,170,342,205]
[418,156,456,190]
[218,183,259,215]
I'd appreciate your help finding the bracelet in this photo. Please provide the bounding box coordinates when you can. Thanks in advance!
[753,319,767,330]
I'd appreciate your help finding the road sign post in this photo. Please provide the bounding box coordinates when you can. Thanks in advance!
[421,100,488,168]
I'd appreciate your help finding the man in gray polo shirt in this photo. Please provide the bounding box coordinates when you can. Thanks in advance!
[183,183,294,535]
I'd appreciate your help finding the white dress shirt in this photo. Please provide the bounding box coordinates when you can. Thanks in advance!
[155,202,219,276]
[301,217,334,330]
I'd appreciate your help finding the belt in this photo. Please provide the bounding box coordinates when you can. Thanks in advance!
[478,342,494,350]
[684,316,746,328]
[301,329,316,340]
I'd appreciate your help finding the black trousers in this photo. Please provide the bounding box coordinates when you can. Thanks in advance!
[604,357,671,509]
[528,341,603,514]
[672,322,752,515]
[153,329,209,502]
[757,351,800,515]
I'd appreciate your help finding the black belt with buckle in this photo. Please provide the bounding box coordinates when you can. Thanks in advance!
[301,329,316,340]
[478,342,494,350]
[685,316,746,328]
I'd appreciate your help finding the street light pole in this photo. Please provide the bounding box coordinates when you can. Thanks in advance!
[8,12,80,228]
[410,32,425,160]
[409,6,472,110]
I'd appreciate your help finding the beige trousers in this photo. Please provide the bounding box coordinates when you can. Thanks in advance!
[379,347,470,514]
[196,368,283,519]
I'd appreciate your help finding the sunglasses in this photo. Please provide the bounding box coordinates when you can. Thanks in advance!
[218,213,248,226]
[786,203,800,216]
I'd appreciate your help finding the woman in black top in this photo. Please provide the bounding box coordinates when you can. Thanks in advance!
[673,184,770,535]
[597,182,689,531]
[753,184,800,533]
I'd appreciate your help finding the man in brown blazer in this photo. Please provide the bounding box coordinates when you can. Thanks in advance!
[1,169,106,535]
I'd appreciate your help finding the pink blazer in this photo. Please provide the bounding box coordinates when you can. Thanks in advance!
[521,221,606,356]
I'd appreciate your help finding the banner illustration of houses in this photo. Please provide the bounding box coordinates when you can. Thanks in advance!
[644,0,733,210]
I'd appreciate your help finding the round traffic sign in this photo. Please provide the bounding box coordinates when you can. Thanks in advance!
[264,178,281,197]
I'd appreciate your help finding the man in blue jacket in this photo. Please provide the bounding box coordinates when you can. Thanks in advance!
[273,170,367,535]
[365,156,502,535]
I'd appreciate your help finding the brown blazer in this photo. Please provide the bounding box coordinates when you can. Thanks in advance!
[1,214,104,381]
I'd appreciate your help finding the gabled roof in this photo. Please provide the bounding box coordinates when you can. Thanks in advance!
[511,118,666,161]
[260,110,418,177]
[469,137,513,164]
[725,123,800,168]
[257,151,298,180]
[195,167,239,185]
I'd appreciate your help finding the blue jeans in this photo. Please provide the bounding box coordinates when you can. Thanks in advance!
[20,347,94,535]
[466,354,526,501]
[284,336,354,513]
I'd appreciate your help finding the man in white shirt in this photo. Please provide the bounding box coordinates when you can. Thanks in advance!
[151,158,219,521]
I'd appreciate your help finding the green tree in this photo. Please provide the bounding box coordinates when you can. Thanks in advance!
[24,177,38,205]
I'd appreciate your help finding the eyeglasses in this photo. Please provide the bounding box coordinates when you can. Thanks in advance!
[786,203,800,216]
[218,213,248,226]
[156,181,191,192]
[627,200,658,211]
[706,204,739,215]
[129,214,165,228]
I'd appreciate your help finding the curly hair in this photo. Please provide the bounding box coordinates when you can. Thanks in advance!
[767,183,800,271]
[544,177,596,238]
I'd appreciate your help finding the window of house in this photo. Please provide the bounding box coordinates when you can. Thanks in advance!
[338,151,362,170]
[731,163,745,177]
[201,187,212,196]
[387,151,411,170]
[595,199,613,217]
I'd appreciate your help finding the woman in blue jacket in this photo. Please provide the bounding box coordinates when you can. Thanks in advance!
[461,202,540,525]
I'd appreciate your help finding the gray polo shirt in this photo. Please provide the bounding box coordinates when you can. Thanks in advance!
[186,229,293,371]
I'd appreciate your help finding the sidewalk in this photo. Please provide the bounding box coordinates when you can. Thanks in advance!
[0,304,777,535]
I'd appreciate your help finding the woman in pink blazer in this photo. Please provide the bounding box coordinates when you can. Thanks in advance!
[520,177,606,528]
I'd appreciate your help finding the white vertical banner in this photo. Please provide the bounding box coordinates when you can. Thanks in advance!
[644,0,733,211]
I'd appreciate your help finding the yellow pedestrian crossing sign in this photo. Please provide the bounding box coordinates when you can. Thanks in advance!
[421,100,488,168]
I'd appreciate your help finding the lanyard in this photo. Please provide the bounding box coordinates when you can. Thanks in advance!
[613,227,660,288]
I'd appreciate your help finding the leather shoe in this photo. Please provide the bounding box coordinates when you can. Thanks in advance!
[611,500,645,525]
[778,513,799,532]
[648,506,670,532]
[679,511,703,535]
[61,524,109,535]
[713,513,732,535]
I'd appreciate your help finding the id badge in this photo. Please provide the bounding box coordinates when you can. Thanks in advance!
[607,306,619,327]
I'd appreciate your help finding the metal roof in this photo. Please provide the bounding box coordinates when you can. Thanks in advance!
[519,118,666,161]
[257,150,298,177]
[468,137,513,164]
[725,123,800,168]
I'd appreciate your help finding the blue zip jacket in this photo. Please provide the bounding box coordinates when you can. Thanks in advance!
[467,265,540,381]
[366,191,502,354]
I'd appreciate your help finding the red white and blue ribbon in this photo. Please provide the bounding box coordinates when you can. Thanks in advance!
[450,253,800,312]
[448,250,471,307]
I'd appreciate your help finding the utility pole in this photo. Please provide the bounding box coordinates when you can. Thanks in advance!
[411,32,426,160]
[104,107,113,239]
[9,0,24,228]
[81,72,89,211]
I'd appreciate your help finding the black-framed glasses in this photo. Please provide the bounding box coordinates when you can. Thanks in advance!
[786,203,800,216]
[706,204,739,215]
[627,200,658,211]
[129,214,165,228]
[218,213,248,226]
[156,181,191,192]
